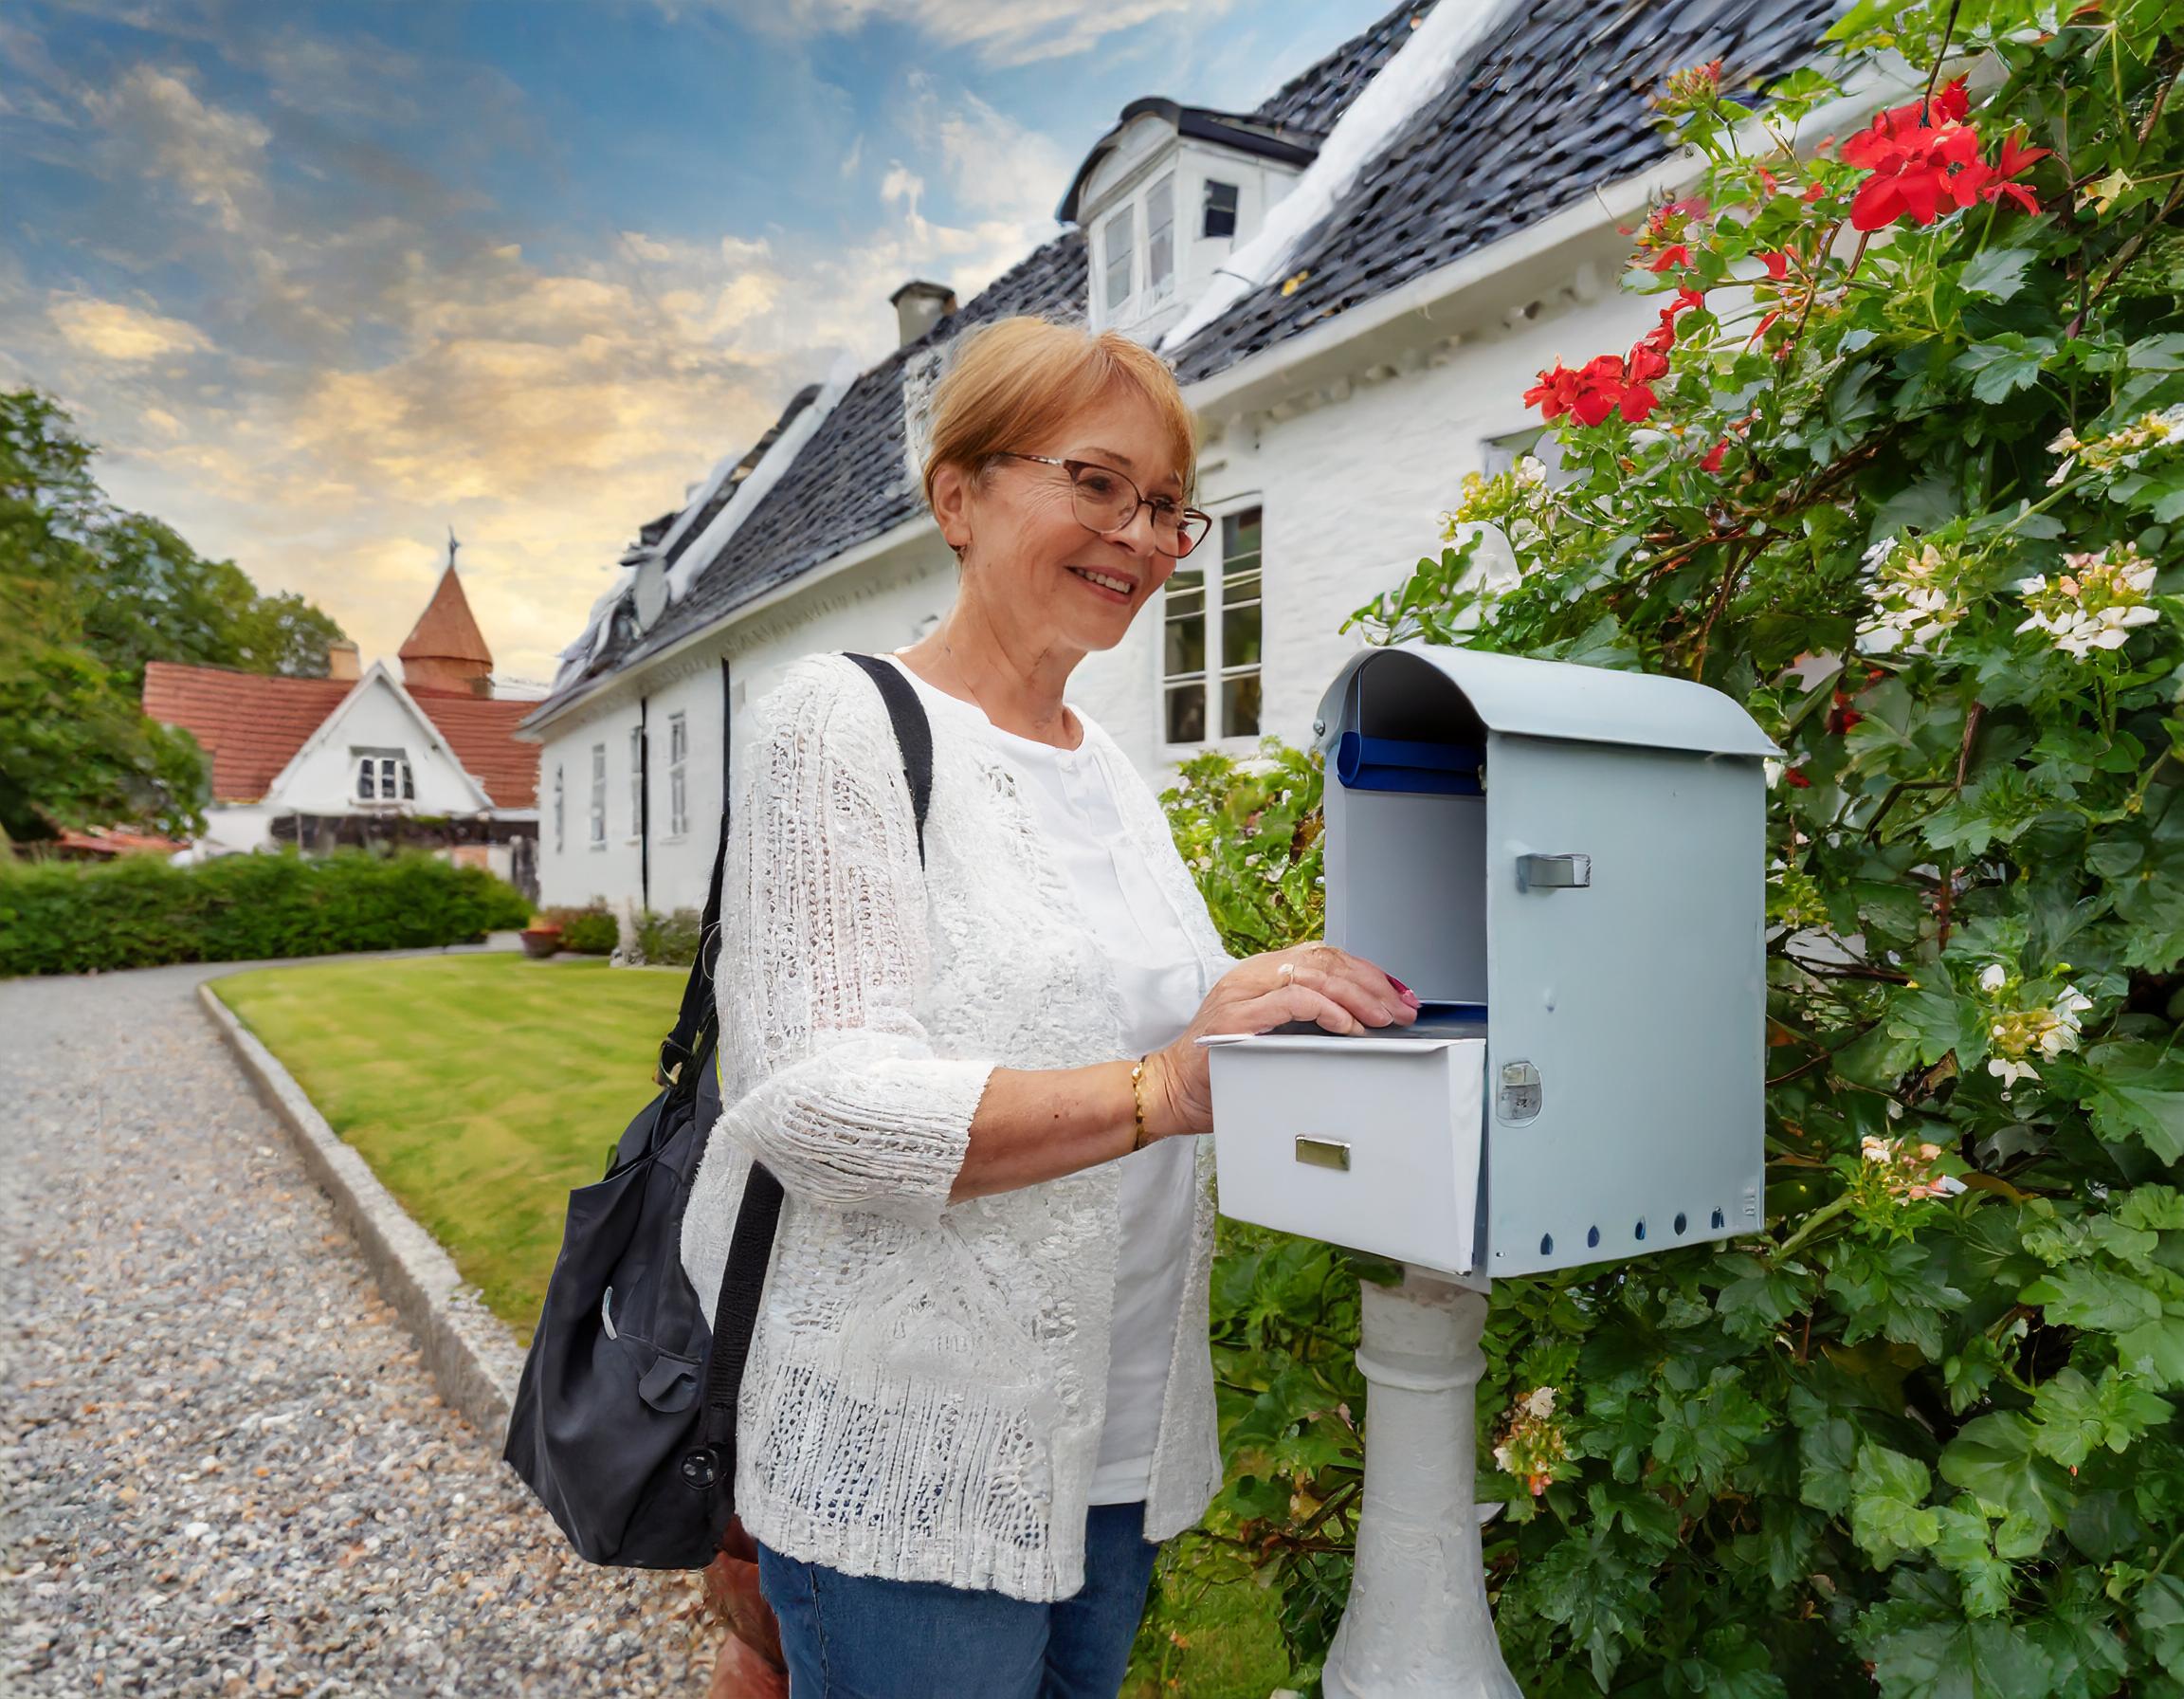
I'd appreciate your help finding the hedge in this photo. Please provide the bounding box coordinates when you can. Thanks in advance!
[0,847,534,977]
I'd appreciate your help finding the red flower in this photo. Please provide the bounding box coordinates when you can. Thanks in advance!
[1618,381,1659,424]
[1981,130,2049,214]
[1784,766,1813,789]
[1647,244,1693,273]
[1757,250,1791,281]
[1757,166,1780,196]
[1748,309,1781,344]
[1701,439,1730,473]
[1522,363,1582,420]
[1803,182,1827,202]
[1841,77,1972,171]
[1569,354,1629,427]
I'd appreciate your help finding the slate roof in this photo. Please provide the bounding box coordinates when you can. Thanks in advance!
[540,231,1086,704]
[532,0,1833,723]
[1170,0,1839,381]
[144,661,540,810]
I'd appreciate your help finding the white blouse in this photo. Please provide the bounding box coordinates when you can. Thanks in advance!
[881,654,1208,1507]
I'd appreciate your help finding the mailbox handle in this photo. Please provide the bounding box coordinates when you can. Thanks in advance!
[1517,852,1592,890]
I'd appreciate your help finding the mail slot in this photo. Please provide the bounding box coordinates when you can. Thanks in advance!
[1205,643,1779,1277]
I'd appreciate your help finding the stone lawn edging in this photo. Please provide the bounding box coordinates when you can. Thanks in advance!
[197,977,529,1442]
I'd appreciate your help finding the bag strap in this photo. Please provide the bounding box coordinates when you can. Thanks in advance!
[688,651,935,1491]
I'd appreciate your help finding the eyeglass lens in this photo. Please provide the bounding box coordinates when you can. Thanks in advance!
[1066,465,1207,556]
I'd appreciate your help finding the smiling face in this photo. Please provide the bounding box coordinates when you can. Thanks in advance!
[930,384,1187,659]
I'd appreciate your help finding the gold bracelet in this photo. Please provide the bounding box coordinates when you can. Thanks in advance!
[1129,1056,1151,1153]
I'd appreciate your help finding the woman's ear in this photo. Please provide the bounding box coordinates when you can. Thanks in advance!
[929,463,976,555]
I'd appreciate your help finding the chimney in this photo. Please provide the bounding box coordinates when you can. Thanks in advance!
[327,638,361,682]
[890,279,957,348]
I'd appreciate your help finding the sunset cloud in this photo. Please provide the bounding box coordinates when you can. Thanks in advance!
[49,296,214,361]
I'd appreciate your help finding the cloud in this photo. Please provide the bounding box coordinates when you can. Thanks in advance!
[733,0,1216,68]
[48,295,213,361]
[82,64,271,233]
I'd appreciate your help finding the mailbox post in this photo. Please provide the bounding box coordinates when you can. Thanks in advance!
[1204,643,1780,1696]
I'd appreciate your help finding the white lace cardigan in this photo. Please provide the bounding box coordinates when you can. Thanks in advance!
[678,650,1238,1601]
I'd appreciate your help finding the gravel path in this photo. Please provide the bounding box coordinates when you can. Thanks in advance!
[0,958,717,1698]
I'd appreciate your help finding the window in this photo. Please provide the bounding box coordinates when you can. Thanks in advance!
[589,743,607,848]
[1202,179,1239,239]
[353,750,412,804]
[628,725,645,837]
[1146,174,1174,296]
[1162,503,1262,744]
[553,765,565,854]
[1102,206,1134,311]
[667,712,689,838]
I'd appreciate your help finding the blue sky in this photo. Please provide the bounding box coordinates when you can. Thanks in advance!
[1,0,1394,684]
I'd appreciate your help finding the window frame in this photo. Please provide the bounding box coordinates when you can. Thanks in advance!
[1144,174,1175,300]
[588,742,607,850]
[352,747,413,808]
[666,711,689,840]
[1202,177,1239,240]
[628,724,644,843]
[552,763,565,855]
[1101,205,1135,313]
[1158,498,1264,753]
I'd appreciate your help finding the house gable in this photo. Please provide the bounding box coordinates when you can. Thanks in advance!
[260,661,499,816]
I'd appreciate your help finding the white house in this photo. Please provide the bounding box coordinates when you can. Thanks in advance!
[146,560,544,894]
[519,0,1838,925]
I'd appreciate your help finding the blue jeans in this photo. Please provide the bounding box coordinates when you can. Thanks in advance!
[755,1503,1160,1699]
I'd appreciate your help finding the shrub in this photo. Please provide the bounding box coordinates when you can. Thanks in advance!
[1170,6,2184,1695]
[0,847,532,977]
[541,902,620,956]
[633,905,703,968]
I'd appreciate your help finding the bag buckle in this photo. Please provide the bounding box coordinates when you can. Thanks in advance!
[656,1037,692,1090]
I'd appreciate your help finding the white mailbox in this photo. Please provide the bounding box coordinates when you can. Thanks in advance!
[1206,643,1781,1278]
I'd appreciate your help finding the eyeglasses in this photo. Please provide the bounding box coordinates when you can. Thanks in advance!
[993,452,1212,558]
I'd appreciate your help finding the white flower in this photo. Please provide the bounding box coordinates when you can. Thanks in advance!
[1764,758,1785,789]
[1492,1443,1513,1471]
[1523,1386,1557,1418]
[1989,1056,2041,1088]
[1979,963,2008,993]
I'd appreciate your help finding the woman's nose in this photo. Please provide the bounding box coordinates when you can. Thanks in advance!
[1111,502,1161,559]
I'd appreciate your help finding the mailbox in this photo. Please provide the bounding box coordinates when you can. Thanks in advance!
[1205,643,1781,1278]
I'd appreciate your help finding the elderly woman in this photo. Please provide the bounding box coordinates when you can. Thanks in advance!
[680,315,1415,1699]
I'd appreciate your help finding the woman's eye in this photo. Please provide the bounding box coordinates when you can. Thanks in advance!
[1076,471,1122,499]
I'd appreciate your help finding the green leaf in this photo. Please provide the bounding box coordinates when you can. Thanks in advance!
[2021,1264,2164,1333]
[1959,247,2037,303]
[1866,1617,2057,1699]
[1953,335,2057,404]
[2116,1310,2184,1390]
[2137,1576,2184,1672]
[2029,1367,2173,1468]
[1933,1503,2017,1618]
[1939,1413,2075,1528]
[2076,1045,2184,1161]
[1851,1442,1940,1566]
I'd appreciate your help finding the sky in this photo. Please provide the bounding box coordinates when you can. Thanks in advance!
[1,0,1395,688]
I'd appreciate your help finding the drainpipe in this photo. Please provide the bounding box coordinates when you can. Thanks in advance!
[637,696,650,914]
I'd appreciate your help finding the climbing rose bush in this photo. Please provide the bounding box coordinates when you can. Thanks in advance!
[1163,3,2184,1693]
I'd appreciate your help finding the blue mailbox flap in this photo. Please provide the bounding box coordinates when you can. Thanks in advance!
[1335,733,1483,795]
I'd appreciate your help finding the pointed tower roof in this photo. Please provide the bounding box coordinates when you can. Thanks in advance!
[399,561,493,668]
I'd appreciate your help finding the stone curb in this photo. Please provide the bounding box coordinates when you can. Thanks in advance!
[196,977,529,1443]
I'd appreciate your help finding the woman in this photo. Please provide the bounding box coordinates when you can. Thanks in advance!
[680,315,1416,1699]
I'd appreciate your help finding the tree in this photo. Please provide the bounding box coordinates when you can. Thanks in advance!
[0,390,348,847]
[1170,3,2184,1692]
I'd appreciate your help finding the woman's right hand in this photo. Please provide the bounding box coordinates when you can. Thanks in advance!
[1143,943,1420,1139]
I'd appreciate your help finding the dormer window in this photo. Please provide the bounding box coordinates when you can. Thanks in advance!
[1061,100,1316,340]
[1203,180,1239,239]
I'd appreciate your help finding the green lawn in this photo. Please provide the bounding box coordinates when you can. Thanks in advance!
[212,950,1294,1695]
[211,953,682,1342]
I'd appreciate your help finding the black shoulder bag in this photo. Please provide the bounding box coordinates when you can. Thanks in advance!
[501,651,934,1567]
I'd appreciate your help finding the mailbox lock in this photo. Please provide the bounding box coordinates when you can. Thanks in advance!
[1517,852,1592,890]
[1497,1060,1543,1124]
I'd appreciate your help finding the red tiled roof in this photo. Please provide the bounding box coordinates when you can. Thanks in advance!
[143,662,353,803]
[400,565,493,665]
[407,685,540,809]
[55,826,188,857]
[142,661,538,810]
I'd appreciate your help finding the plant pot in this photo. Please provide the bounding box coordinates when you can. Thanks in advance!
[520,926,563,959]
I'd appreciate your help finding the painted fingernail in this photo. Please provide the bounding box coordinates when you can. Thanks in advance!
[1386,973,1421,1008]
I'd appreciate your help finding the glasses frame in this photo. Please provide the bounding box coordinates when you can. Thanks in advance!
[992,451,1212,558]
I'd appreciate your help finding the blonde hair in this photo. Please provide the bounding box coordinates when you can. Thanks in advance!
[919,317,1196,518]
